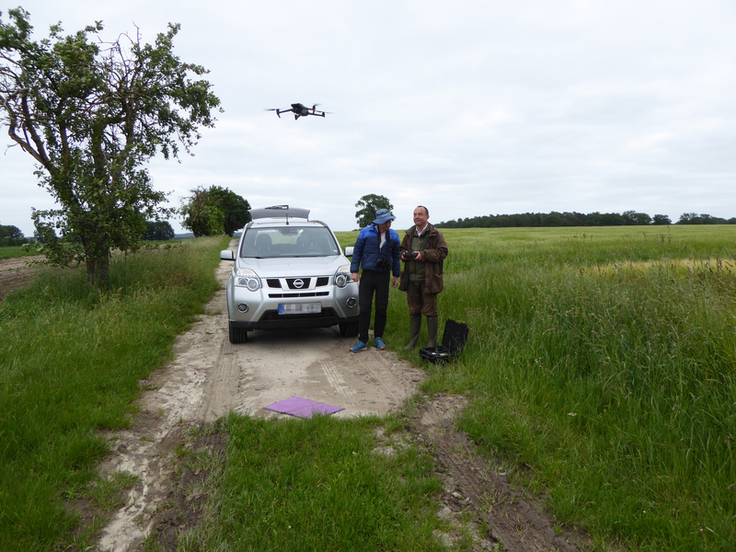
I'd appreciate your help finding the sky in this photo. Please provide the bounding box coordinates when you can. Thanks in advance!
[2,0,735,235]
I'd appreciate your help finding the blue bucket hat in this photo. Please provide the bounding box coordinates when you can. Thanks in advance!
[373,208,396,225]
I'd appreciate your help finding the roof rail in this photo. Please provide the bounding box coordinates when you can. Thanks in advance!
[249,205,310,223]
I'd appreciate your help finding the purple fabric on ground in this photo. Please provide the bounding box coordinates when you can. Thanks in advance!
[264,397,344,418]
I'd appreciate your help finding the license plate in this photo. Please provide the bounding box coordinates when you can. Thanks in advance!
[278,302,321,314]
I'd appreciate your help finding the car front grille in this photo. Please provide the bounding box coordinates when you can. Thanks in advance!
[266,277,330,290]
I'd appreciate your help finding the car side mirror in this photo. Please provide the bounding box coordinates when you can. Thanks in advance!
[220,250,235,261]
[344,246,354,258]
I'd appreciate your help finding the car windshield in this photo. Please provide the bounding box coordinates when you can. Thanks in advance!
[239,226,340,258]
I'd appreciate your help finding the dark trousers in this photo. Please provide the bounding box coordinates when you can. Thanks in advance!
[358,269,390,343]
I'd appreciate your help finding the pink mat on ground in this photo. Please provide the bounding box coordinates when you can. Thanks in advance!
[264,397,344,418]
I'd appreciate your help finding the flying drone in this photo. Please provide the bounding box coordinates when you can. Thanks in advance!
[266,103,328,120]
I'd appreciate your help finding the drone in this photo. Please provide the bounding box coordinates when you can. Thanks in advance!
[266,103,328,120]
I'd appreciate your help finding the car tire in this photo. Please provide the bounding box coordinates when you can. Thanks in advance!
[229,322,248,344]
[339,321,359,337]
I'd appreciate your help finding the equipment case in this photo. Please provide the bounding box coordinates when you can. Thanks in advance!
[419,319,469,364]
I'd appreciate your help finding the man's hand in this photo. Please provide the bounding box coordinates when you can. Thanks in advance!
[351,272,360,283]
[391,276,399,288]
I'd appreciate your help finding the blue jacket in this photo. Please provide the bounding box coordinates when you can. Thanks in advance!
[351,223,401,277]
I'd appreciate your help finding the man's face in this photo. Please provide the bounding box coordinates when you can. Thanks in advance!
[378,220,392,233]
[413,207,429,229]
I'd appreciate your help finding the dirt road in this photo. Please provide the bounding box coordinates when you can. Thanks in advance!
[0,254,44,301]
[95,245,428,550]
[1,251,589,551]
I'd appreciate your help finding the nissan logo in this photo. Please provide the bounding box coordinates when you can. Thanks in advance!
[293,279,305,289]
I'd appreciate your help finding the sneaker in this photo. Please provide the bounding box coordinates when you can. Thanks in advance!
[349,341,367,353]
[374,337,386,350]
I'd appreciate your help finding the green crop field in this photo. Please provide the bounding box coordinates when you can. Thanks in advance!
[0,245,40,260]
[372,225,736,550]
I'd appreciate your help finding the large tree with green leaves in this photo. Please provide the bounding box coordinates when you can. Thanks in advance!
[0,8,221,287]
[207,186,251,236]
[181,186,251,237]
[180,186,225,237]
[142,220,175,241]
[354,194,393,228]
[0,223,23,240]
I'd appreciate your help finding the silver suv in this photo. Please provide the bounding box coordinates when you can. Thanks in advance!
[220,206,360,343]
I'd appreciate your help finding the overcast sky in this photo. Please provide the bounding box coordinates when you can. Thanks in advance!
[2,0,735,235]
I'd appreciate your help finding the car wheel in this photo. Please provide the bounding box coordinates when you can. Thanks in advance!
[339,321,359,337]
[229,322,248,344]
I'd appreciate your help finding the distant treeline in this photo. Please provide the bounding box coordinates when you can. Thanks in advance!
[436,211,736,229]
[0,220,176,247]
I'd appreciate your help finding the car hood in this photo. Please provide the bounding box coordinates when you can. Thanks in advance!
[235,255,349,277]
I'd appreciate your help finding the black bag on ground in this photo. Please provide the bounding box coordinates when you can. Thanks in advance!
[419,319,469,364]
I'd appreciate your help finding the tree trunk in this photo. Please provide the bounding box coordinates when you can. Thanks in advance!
[86,252,110,288]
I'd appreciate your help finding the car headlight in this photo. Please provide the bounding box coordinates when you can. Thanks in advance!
[334,265,351,288]
[234,268,261,291]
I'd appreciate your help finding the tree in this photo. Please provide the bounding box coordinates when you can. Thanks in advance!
[622,210,652,225]
[0,9,221,287]
[143,220,175,241]
[0,222,24,245]
[180,186,225,237]
[355,194,393,228]
[0,223,23,240]
[652,214,672,225]
[207,186,251,236]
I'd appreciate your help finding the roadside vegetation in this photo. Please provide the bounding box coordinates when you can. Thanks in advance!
[0,236,228,551]
[2,226,736,550]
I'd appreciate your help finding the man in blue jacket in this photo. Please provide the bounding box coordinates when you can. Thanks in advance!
[349,208,401,352]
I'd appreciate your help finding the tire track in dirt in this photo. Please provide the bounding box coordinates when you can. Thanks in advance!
[412,395,591,551]
[199,339,242,422]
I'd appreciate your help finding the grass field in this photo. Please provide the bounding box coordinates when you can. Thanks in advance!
[2,226,736,550]
[375,225,736,551]
[0,245,41,260]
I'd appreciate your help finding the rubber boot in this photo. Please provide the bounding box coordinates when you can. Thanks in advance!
[404,315,422,351]
[426,316,439,348]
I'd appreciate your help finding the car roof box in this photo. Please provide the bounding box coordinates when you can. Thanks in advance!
[250,205,310,221]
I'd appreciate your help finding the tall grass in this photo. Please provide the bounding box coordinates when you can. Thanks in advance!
[0,237,228,551]
[377,226,736,551]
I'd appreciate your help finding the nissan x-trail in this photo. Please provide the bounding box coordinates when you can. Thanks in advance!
[220,205,360,343]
